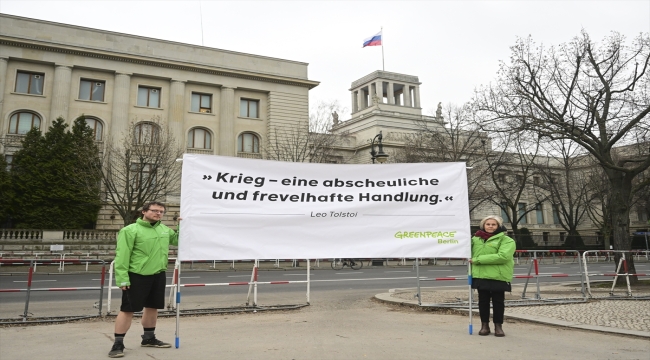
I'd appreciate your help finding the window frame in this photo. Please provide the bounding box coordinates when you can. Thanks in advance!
[85,117,104,141]
[187,127,212,149]
[518,202,527,224]
[137,86,161,108]
[79,79,106,102]
[8,112,41,135]
[15,71,45,95]
[237,132,260,153]
[536,203,544,224]
[239,98,260,118]
[5,155,13,171]
[134,122,160,145]
[191,92,212,113]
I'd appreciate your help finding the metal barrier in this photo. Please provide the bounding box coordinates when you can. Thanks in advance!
[582,250,649,298]
[106,258,312,315]
[0,259,106,323]
[414,251,589,308]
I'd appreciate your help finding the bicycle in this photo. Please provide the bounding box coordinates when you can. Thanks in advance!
[331,258,363,270]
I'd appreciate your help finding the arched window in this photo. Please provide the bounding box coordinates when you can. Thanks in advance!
[237,132,259,153]
[187,128,212,149]
[8,112,41,134]
[134,122,160,144]
[85,117,104,141]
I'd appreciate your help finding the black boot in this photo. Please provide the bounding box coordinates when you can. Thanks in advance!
[479,322,491,336]
[494,323,505,337]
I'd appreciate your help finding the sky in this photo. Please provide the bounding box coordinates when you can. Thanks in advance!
[1,0,649,119]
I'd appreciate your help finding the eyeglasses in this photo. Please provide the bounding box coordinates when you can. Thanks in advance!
[148,210,165,214]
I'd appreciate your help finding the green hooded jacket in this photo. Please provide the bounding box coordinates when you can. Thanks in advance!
[114,218,179,287]
[471,231,516,282]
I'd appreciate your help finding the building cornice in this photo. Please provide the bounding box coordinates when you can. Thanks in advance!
[0,36,320,89]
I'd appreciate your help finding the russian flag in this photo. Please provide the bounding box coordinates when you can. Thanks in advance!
[363,30,382,47]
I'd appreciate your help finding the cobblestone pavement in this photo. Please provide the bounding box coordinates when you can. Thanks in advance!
[389,284,650,333]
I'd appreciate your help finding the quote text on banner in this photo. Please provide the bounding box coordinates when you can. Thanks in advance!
[179,154,471,260]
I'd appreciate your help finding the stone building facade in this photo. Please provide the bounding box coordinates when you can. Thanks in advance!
[0,14,318,229]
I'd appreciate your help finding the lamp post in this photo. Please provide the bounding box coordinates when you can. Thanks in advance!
[370,131,389,164]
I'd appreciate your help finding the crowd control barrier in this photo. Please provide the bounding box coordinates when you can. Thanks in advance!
[106,259,312,316]
[582,250,649,298]
[0,259,106,324]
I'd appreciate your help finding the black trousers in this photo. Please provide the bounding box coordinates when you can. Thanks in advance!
[477,289,505,324]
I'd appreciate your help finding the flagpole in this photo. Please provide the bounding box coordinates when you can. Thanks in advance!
[381,26,385,71]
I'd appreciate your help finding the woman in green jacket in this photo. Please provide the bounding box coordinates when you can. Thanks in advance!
[469,215,516,337]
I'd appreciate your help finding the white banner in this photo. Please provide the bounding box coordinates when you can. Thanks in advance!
[179,155,471,260]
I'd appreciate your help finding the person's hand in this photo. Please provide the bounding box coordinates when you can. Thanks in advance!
[177,217,182,221]
[468,259,473,263]
[120,286,129,290]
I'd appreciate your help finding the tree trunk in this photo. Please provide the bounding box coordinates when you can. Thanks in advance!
[608,172,638,285]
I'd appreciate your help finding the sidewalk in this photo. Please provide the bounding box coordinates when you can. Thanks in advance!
[1,288,649,360]
[376,283,650,338]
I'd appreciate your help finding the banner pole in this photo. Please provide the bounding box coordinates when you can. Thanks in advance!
[175,260,181,348]
[468,261,473,335]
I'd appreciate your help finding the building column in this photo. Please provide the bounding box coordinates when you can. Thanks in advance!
[351,91,357,113]
[110,73,131,140]
[168,80,186,147]
[387,82,395,104]
[413,85,421,108]
[403,84,412,107]
[219,86,235,156]
[50,65,72,122]
[375,81,383,105]
[357,88,364,110]
[0,57,8,139]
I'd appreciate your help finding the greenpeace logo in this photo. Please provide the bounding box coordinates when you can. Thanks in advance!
[394,231,457,239]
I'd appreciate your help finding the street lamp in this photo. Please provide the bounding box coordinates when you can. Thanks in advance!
[370,131,389,164]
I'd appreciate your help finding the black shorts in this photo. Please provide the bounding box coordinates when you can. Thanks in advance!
[120,271,167,312]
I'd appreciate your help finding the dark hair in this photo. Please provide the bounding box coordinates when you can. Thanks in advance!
[142,201,166,213]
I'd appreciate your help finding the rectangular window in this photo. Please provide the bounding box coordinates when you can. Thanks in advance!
[191,93,212,113]
[240,98,259,118]
[130,163,156,186]
[536,204,544,224]
[543,232,550,244]
[498,173,506,183]
[560,232,566,243]
[500,202,510,223]
[552,205,561,224]
[516,175,524,185]
[137,86,160,108]
[533,176,540,185]
[518,203,527,224]
[79,79,105,101]
[15,71,44,95]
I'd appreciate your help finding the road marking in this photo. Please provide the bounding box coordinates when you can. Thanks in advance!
[227,275,251,278]
[335,272,364,275]
[280,274,307,276]
[14,280,56,283]
[165,276,200,279]
[427,270,452,272]
[385,271,412,273]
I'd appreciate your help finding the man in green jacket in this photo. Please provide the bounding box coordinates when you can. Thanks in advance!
[108,201,179,358]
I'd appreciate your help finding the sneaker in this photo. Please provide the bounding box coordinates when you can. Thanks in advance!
[141,336,171,348]
[108,343,125,358]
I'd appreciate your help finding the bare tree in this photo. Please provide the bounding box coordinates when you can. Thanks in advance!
[474,31,650,281]
[533,140,591,247]
[393,103,493,212]
[98,117,183,226]
[265,100,350,163]
[481,131,542,236]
